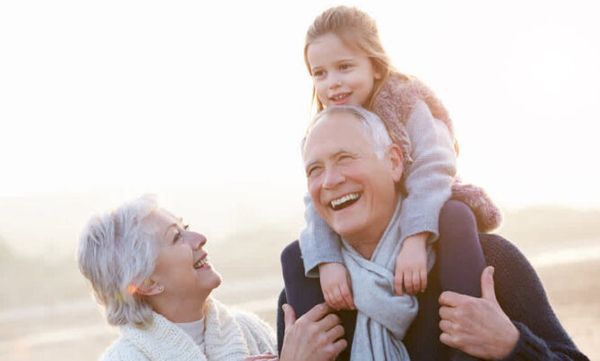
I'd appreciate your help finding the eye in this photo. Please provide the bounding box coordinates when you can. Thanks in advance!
[307,165,323,178]
[312,69,325,79]
[173,230,182,244]
[338,154,354,162]
[339,63,353,71]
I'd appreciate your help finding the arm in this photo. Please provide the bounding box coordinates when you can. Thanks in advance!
[399,100,456,244]
[395,100,456,294]
[439,235,589,361]
[300,195,355,309]
[299,193,344,277]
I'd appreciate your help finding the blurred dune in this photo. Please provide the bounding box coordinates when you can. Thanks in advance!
[0,200,598,360]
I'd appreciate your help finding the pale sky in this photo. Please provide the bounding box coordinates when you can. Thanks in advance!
[1,0,599,211]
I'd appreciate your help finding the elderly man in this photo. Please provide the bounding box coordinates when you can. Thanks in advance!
[278,105,588,361]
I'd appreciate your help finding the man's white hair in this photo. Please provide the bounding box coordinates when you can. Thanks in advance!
[302,105,393,159]
[77,194,159,328]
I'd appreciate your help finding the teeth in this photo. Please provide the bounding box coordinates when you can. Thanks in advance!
[331,193,359,208]
[332,93,348,101]
[194,258,209,269]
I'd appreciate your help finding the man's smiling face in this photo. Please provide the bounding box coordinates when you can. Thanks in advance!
[303,111,402,252]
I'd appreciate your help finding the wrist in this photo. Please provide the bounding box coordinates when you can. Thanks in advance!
[494,322,520,360]
[404,232,428,246]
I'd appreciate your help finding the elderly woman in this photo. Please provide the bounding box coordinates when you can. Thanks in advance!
[78,195,346,361]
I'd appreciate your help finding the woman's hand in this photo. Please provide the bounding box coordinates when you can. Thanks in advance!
[439,266,519,360]
[279,303,347,361]
[319,262,355,310]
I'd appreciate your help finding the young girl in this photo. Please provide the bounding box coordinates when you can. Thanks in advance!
[280,5,501,360]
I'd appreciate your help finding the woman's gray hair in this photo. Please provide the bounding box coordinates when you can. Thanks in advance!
[77,194,159,328]
[302,105,393,159]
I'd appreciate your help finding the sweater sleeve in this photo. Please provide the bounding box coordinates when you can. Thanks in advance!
[399,100,456,243]
[481,234,590,361]
[499,322,590,361]
[298,193,344,277]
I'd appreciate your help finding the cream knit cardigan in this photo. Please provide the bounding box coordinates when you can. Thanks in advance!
[101,298,276,361]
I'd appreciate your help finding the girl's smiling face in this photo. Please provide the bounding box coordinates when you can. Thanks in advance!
[307,32,381,108]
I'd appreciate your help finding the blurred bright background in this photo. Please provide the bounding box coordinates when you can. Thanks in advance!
[1,0,599,360]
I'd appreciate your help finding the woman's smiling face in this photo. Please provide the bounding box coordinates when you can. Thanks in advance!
[145,209,222,301]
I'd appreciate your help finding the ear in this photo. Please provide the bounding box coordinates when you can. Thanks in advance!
[387,144,404,182]
[371,60,383,80]
[133,279,164,296]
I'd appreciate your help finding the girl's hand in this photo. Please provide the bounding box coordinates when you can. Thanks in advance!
[395,233,428,295]
[319,262,356,310]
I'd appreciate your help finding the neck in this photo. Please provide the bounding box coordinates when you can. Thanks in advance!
[149,293,208,323]
[345,193,400,259]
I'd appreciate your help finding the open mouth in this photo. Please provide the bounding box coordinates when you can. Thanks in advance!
[330,192,361,211]
[193,256,209,269]
[329,92,351,103]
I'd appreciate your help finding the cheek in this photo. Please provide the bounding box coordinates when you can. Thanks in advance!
[314,83,328,101]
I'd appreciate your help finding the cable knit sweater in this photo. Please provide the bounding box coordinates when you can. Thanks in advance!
[101,298,276,361]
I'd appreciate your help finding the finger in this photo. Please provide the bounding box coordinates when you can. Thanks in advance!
[319,313,342,331]
[404,270,414,294]
[395,269,404,296]
[323,291,335,309]
[420,269,428,292]
[330,338,348,359]
[481,266,497,302]
[332,288,344,310]
[438,290,463,307]
[303,302,331,322]
[440,332,457,348]
[340,283,355,310]
[326,324,345,342]
[438,319,455,333]
[282,304,296,331]
[438,305,455,321]
[411,269,421,295]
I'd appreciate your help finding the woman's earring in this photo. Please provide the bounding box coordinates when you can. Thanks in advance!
[157,285,164,292]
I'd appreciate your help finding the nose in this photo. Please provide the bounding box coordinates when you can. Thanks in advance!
[322,167,345,189]
[186,232,207,251]
[328,73,342,89]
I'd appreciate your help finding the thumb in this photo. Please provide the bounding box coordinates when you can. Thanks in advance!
[481,266,498,302]
[282,304,296,331]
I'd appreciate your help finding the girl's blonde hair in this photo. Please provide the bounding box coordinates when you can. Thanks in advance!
[304,5,408,112]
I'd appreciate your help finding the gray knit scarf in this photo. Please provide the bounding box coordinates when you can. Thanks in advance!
[341,201,434,361]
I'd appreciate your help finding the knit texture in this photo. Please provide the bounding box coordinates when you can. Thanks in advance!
[480,234,590,361]
[101,298,275,361]
[342,202,434,361]
[373,73,503,232]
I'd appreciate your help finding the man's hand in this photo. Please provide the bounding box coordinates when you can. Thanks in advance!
[279,303,347,361]
[439,266,520,360]
[395,233,428,295]
[319,262,356,310]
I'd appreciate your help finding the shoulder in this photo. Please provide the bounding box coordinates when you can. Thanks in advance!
[101,337,147,361]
